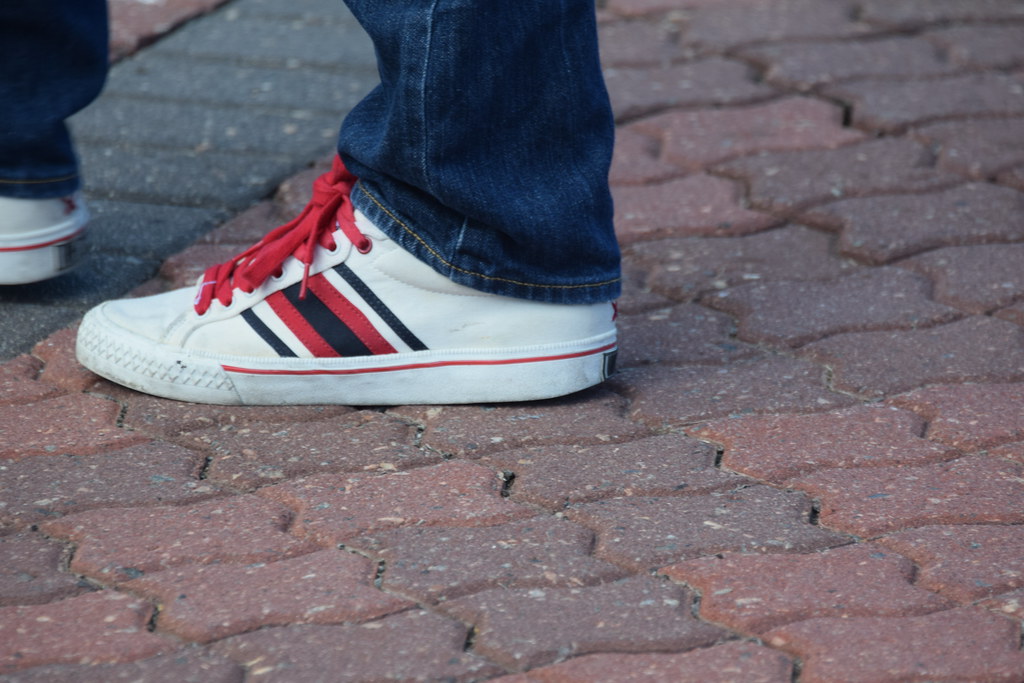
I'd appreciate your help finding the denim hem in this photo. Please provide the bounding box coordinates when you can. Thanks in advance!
[352,180,622,305]
[0,173,80,199]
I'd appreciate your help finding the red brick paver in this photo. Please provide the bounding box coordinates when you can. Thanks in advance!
[257,460,534,545]
[693,405,959,482]
[497,641,793,683]
[40,496,316,583]
[347,516,626,603]
[123,549,411,642]
[662,543,952,633]
[0,591,169,674]
[790,456,1024,537]
[764,608,1024,683]
[877,524,1024,603]
[568,486,846,571]
[211,610,503,681]
[440,577,726,671]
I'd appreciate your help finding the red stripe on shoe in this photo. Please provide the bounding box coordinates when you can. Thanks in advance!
[266,291,339,358]
[221,342,618,376]
[0,226,86,252]
[306,275,397,355]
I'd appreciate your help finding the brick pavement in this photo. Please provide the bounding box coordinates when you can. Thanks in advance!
[2,0,1024,680]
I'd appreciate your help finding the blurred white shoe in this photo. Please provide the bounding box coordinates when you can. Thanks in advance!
[0,194,89,284]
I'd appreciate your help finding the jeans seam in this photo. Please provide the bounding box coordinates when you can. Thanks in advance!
[357,181,620,291]
[419,0,439,195]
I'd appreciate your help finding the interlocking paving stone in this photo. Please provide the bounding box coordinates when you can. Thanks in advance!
[0,534,87,607]
[112,386,353,440]
[440,577,726,671]
[79,146,295,210]
[496,641,794,683]
[346,517,626,603]
[72,99,337,157]
[158,243,241,288]
[617,303,759,367]
[210,610,503,682]
[801,317,1024,399]
[617,261,675,315]
[41,496,316,583]
[993,441,1024,464]
[609,128,685,187]
[257,461,534,546]
[738,36,964,91]
[633,225,861,302]
[598,16,689,68]
[0,357,58,407]
[567,486,846,571]
[888,382,1024,451]
[108,0,228,60]
[186,412,434,491]
[124,549,411,642]
[613,175,779,243]
[613,356,855,428]
[0,394,148,460]
[605,0,767,18]
[802,183,1024,265]
[681,0,872,51]
[789,456,1024,537]
[703,267,960,347]
[999,164,1024,191]
[0,651,243,683]
[0,591,169,674]
[390,388,648,458]
[0,651,242,683]
[31,327,100,394]
[877,524,1024,603]
[912,118,1024,179]
[146,12,375,69]
[827,72,1024,133]
[103,53,375,115]
[998,301,1024,327]
[692,405,959,482]
[0,441,220,530]
[603,58,776,121]
[859,0,1024,29]
[982,589,1024,620]
[630,97,865,171]
[483,434,746,510]
[899,244,1024,315]
[763,608,1024,683]
[714,138,964,213]
[662,543,952,633]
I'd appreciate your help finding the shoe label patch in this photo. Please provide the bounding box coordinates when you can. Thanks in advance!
[55,231,87,272]
[602,349,618,380]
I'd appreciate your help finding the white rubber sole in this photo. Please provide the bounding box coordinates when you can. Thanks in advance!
[76,306,618,405]
[0,209,88,285]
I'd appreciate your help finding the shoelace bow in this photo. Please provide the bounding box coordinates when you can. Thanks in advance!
[193,157,370,315]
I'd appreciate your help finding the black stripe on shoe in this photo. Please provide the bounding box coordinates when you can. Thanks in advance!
[333,262,428,351]
[281,282,373,357]
[242,309,298,358]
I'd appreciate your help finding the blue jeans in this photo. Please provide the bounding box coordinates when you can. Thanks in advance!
[0,0,109,200]
[0,0,620,304]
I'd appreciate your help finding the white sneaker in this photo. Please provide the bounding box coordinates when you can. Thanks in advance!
[76,159,618,405]
[0,194,89,284]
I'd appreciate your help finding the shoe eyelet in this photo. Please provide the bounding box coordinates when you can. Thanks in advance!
[325,240,339,254]
[356,236,372,254]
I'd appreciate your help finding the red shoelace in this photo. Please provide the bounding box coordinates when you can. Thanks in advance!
[193,157,371,315]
